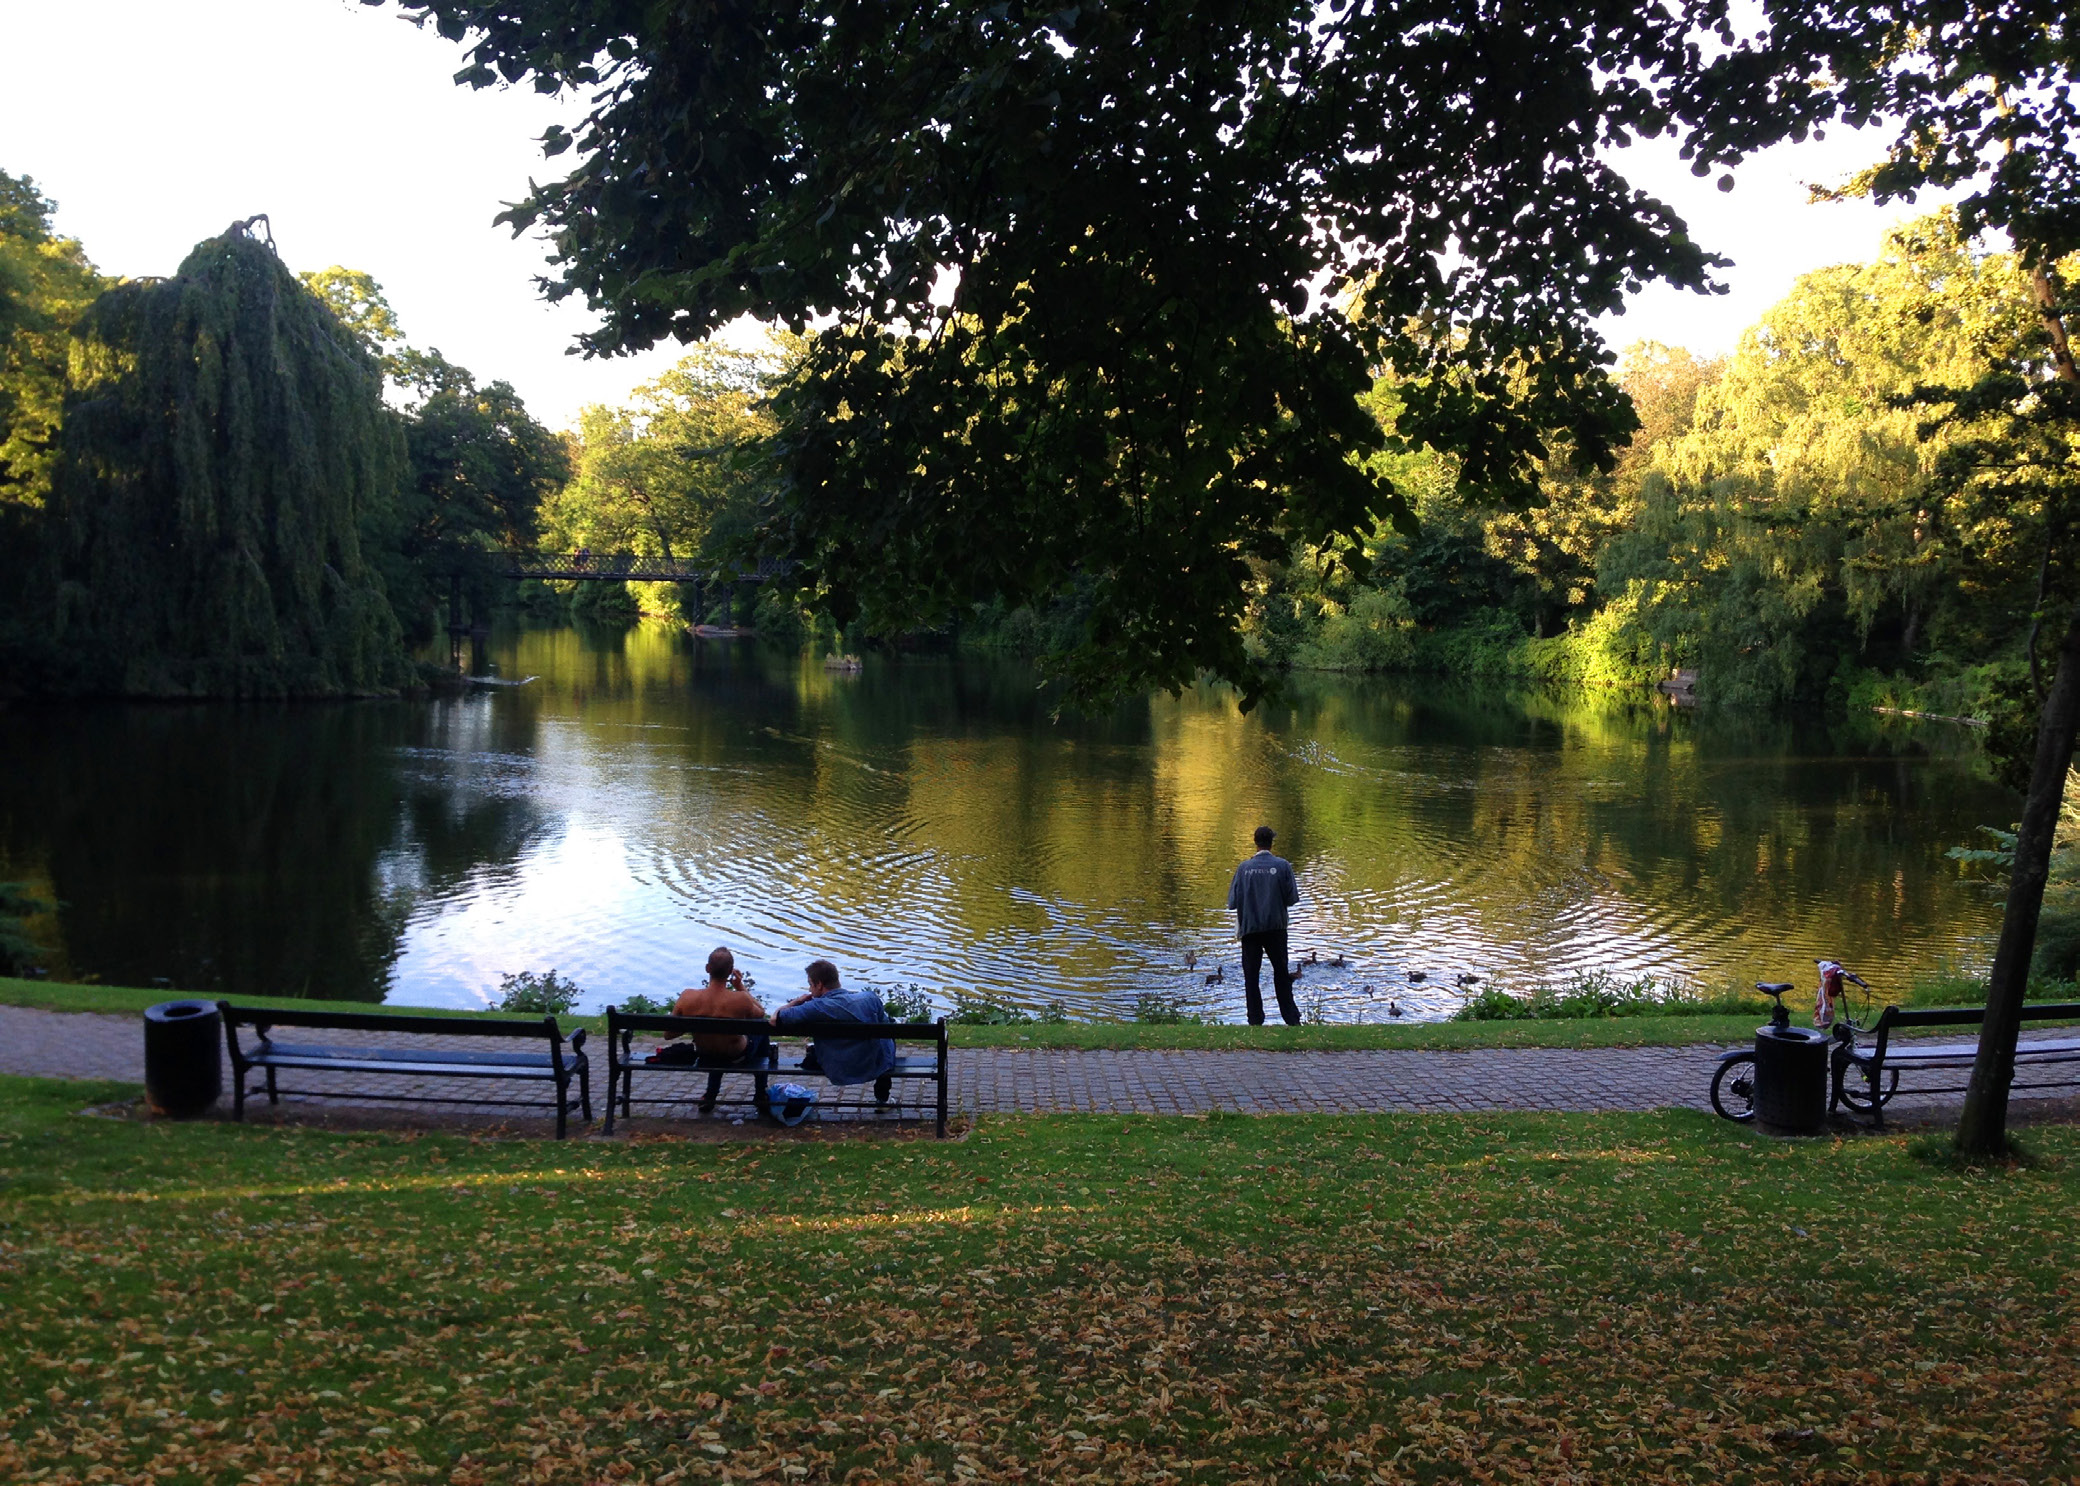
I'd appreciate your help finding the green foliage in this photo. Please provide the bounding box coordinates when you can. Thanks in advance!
[297,269,569,645]
[0,883,52,975]
[0,171,108,680]
[296,267,405,377]
[1453,974,1751,1022]
[1601,214,2042,709]
[614,992,673,1014]
[1948,772,2080,982]
[48,226,407,696]
[1130,991,1208,1026]
[385,352,569,643]
[540,344,782,606]
[875,984,937,1024]
[945,993,1037,1027]
[494,968,583,1015]
[567,580,640,626]
[396,0,1800,703]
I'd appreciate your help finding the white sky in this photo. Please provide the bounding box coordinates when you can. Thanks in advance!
[2,0,1956,429]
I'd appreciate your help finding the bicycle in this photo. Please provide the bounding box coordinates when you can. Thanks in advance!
[1709,962,1900,1123]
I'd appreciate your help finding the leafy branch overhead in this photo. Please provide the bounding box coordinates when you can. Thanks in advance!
[387,1,2072,702]
[384,0,1759,698]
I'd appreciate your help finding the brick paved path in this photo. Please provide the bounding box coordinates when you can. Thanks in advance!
[3,1005,2058,1127]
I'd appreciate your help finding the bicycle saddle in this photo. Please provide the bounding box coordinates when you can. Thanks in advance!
[1755,982,1794,995]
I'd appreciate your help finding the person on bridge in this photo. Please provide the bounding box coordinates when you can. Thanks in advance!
[1227,825,1301,1026]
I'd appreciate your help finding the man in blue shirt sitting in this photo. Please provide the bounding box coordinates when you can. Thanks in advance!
[771,959,897,1101]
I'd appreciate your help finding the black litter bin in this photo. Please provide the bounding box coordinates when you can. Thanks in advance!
[1752,1024,1828,1135]
[144,1000,222,1119]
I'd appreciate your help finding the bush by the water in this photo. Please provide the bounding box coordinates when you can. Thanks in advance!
[495,969,584,1015]
[614,992,673,1014]
[1454,974,1749,1022]
[1131,991,1210,1025]
[876,984,937,1023]
[947,992,1071,1026]
[0,883,52,975]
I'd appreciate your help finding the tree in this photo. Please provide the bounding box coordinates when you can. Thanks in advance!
[299,266,569,642]
[1598,214,2041,707]
[541,342,783,619]
[49,223,407,695]
[299,265,407,378]
[388,0,1760,701]
[0,171,107,671]
[386,350,571,641]
[1686,0,2078,1156]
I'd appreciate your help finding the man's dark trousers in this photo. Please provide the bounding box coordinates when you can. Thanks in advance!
[1240,929,1300,1026]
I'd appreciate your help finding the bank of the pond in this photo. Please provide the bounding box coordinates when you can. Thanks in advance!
[0,976,1765,1051]
[2,1075,2074,1484]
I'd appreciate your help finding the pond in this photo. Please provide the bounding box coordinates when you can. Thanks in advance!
[0,622,2016,1021]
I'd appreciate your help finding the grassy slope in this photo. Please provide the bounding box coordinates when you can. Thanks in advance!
[0,977,1762,1051]
[1,1078,2073,1483]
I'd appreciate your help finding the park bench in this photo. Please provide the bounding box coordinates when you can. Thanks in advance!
[1834,1001,2080,1127]
[218,1004,591,1138]
[602,1009,949,1137]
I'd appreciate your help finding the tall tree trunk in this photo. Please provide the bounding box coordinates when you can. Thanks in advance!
[1957,595,2080,1154]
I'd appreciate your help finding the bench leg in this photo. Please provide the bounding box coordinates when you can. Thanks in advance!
[233,1068,247,1122]
[265,1066,279,1107]
[700,1071,723,1114]
[754,1072,773,1122]
[1867,1063,1886,1129]
[554,1077,568,1140]
[621,1063,633,1120]
[603,1067,617,1136]
[578,1062,593,1122]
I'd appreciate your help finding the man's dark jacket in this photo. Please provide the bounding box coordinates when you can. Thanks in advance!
[1227,850,1299,936]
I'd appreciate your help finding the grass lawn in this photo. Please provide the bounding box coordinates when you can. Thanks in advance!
[2,1078,2075,1484]
[0,977,1762,1051]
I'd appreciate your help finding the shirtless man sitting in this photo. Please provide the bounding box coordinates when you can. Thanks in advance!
[672,947,768,1062]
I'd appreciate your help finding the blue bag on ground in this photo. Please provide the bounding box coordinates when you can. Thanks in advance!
[769,1082,819,1126]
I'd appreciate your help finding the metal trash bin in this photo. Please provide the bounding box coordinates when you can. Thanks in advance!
[1753,1025,1829,1134]
[143,1000,222,1119]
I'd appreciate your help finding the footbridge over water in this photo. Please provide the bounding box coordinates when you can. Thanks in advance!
[495,551,795,586]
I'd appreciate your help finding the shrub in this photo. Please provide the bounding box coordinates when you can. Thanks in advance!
[615,992,673,1014]
[0,883,52,975]
[948,992,1034,1025]
[495,969,584,1015]
[1132,991,1208,1025]
[1453,973,1748,1022]
[1292,585,1416,672]
[876,984,938,1023]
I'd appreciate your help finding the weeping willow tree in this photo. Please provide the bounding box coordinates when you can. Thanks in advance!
[50,221,407,696]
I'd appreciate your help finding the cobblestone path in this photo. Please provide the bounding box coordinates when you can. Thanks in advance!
[2,1004,2052,1127]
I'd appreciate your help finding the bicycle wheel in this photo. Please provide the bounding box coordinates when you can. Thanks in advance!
[1711,1054,1759,1123]
[1838,1065,1899,1113]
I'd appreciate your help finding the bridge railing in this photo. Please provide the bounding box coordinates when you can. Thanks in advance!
[496,552,793,584]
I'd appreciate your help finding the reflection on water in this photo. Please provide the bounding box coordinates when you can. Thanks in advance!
[0,621,2015,1020]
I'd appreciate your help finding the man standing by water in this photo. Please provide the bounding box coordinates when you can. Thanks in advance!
[1228,825,1300,1026]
